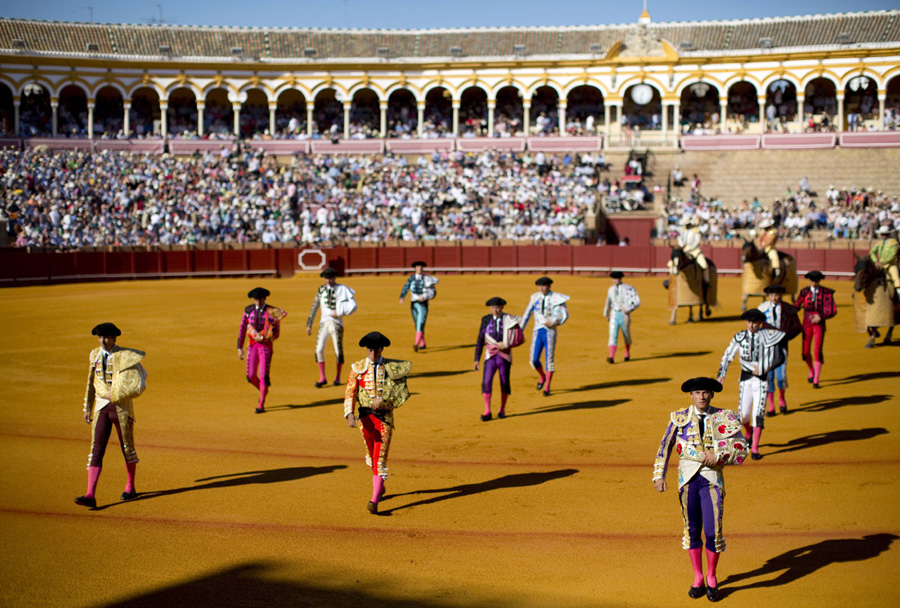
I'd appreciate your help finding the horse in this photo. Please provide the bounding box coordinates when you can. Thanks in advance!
[740,240,798,311]
[664,248,718,325]
[853,255,897,348]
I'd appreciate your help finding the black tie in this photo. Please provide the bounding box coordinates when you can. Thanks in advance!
[698,414,706,438]
[102,352,108,375]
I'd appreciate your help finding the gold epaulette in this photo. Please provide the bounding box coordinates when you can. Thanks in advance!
[670,407,691,428]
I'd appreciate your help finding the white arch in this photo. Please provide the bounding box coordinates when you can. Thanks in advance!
[674,78,722,98]
[760,73,801,95]
[385,84,420,103]
[55,80,90,99]
[492,81,527,99]
[165,83,203,101]
[526,81,564,100]
[272,84,310,103]
[838,70,883,92]
[561,81,608,99]
[237,84,272,103]
[127,82,165,100]
[347,84,382,103]
[456,81,491,102]
[722,76,761,96]
[614,76,666,99]
[801,73,840,94]
[92,81,128,100]
[309,83,347,102]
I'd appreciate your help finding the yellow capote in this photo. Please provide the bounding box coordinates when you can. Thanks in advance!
[84,346,147,420]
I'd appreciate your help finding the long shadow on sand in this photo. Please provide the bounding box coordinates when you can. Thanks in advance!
[794,394,892,413]
[379,469,578,516]
[266,397,343,411]
[553,377,669,395]
[629,350,712,362]
[509,399,629,418]
[764,428,888,456]
[91,561,470,608]
[827,370,900,385]
[718,534,898,598]
[413,369,470,379]
[417,343,476,353]
[93,465,346,510]
[695,314,745,324]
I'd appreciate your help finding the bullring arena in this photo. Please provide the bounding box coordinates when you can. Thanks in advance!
[2,5,900,607]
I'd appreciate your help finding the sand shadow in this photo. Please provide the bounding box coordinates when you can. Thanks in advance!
[719,534,898,597]
[553,377,669,395]
[827,370,900,385]
[418,343,476,353]
[91,561,463,608]
[694,314,745,324]
[794,394,891,413]
[93,465,346,510]
[380,469,578,516]
[413,369,469,379]
[629,350,712,362]
[509,399,629,418]
[266,397,343,411]
[764,428,889,456]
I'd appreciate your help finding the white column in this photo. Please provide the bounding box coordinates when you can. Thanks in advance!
[160,102,168,138]
[661,102,668,140]
[487,101,495,137]
[878,90,885,130]
[379,102,387,138]
[417,103,424,137]
[603,101,610,134]
[123,100,131,137]
[558,101,567,136]
[13,98,20,136]
[197,103,205,137]
[795,94,805,132]
[523,102,531,136]
[343,101,351,139]
[87,101,94,139]
[719,96,728,133]
[306,105,313,137]
[269,103,276,135]
[837,94,844,132]
[672,102,681,149]
[51,98,58,137]
[758,97,767,133]
[233,103,241,137]
[452,101,460,136]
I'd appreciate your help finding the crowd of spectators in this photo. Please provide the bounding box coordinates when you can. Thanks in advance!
[0,147,592,249]
[660,174,900,242]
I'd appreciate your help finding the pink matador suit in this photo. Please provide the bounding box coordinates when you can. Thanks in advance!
[238,292,287,414]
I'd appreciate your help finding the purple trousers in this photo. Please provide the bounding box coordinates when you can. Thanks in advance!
[482,355,511,394]
[679,474,725,552]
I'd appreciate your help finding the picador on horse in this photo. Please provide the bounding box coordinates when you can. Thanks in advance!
[854,224,900,348]
[665,216,717,325]
[740,218,798,311]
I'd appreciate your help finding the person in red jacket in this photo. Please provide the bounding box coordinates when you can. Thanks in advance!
[795,271,837,388]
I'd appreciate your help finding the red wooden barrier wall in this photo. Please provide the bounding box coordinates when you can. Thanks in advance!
[0,245,870,287]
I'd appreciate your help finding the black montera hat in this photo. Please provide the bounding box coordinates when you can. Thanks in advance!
[91,322,121,337]
[535,276,553,286]
[320,267,338,278]
[485,297,507,306]
[411,260,427,268]
[763,284,786,294]
[359,331,391,349]
[247,287,270,299]
[610,271,625,279]
[805,270,825,281]
[741,309,766,322]
[681,377,723,393]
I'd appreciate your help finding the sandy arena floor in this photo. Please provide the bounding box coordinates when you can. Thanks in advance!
[0,274,898,607]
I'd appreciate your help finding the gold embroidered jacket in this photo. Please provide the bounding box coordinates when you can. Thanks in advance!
[343,357,412,427]
[83,346,147,420]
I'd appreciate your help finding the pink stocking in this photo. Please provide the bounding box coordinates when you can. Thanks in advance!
[419,333,426,348]
[533,362,545,383]
[483,393,492,416]
[804,354,814,379]
[743,423,752,439]
[371,474,385,504]
[609,345,617,360]
[751,427,762,454]
[543,371,553,393]
[688,548,704,587]
[316,362,326,383]
[499,393,509,416]
[334,363,343,384]
[125,462,136,493]
[86,466,101,498]
[705,549,719,588]
[813,361,822,384]
[415,331,423,347]
[779,389,787,408]
[624,344,631,359]
[766,392,775,414]
[257,382,267,411]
